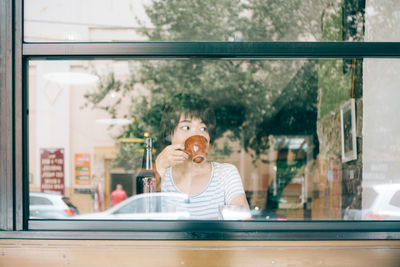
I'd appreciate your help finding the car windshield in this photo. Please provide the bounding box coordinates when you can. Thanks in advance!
[30,196,53,206]
[114,194,187,214]
[362,188,378,209]
[389,191,400,208]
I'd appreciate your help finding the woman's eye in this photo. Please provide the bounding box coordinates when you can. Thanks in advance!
[182,126,190,130]
[200,127,207,132]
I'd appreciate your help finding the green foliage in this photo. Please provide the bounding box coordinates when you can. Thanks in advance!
[83,0,363,176]
[208,140,233,162]
[111,120,148,170]
[137,0,326,41]
[318,59,352,118]
[81,0,368,217]
[318,0,361,118]
[138,0,245,41]
[82,71,123,118]
[244,0,325,41]
[266,153,307,211]
[111,142,143,170]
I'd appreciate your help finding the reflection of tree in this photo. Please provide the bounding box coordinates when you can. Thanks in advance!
[138,0,327,41]
[267,147,307,212]
[263,61,319,212]
[84,1,327,164]
[83,1,366,210]
[343,110,353,153]
[363,0,400,41]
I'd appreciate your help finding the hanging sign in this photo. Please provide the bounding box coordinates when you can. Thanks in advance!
[74,153,91,185]
[40,148,65,195]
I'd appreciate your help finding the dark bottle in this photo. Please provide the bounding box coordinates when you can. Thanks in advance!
[136,137,156,194]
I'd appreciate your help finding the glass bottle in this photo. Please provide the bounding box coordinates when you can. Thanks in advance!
[136,137,156,194]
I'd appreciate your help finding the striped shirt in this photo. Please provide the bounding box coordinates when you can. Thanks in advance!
[161,162,245,219]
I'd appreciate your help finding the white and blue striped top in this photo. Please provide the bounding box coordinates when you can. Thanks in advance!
[161,162,245,219]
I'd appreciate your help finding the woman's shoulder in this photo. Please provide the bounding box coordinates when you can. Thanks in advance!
[211,162,242,187]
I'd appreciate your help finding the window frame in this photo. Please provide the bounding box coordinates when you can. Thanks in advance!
[1,0,400,240]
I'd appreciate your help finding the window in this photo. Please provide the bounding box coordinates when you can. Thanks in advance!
[24,0,400,43]
[362,187,377,210]
[27,57,400,223]
[1,0,400,239]
[30,196,52,206]
[24,0,371,42]
[389,191,400,209]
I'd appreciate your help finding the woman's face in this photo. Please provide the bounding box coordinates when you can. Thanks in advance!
[171,114,210,145]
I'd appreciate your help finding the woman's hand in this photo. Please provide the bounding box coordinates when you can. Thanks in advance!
[155,144,189,178]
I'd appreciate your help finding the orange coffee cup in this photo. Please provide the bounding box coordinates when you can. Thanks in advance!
[184,135,208,164]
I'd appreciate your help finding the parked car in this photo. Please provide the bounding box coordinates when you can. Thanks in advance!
[74,192,190,220]
[343,184,400,220]
[250,207,287,221]
[29,192,79,219]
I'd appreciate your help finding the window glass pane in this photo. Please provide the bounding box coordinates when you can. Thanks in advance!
[389,191,400,209]
[28,58,400,221]
[361,187,377,209]
[30,196,52,205]
[24,0,400,42]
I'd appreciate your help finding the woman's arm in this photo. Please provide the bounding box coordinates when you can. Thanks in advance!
[222,163,250,210]
[155,144,189,178]
[229,194,250,210]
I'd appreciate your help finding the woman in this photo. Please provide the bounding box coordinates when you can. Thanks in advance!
[156,93,249,219]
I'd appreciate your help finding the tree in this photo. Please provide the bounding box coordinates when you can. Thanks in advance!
[83,0,363,212]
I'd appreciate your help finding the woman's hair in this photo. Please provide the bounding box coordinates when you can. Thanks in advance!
[159,93,216,146]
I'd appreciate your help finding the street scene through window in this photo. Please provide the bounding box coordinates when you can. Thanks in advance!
[26,0,400,221]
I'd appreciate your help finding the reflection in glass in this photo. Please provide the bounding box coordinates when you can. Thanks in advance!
[24,0,400,42]
[28,58,400,220]
[73,192,190,220]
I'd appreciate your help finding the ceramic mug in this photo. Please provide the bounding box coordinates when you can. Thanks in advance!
[184,135,208,164]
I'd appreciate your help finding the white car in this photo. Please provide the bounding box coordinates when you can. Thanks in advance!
[344,184,400,220]
[74,192,190,220]
[30,192,79,219]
